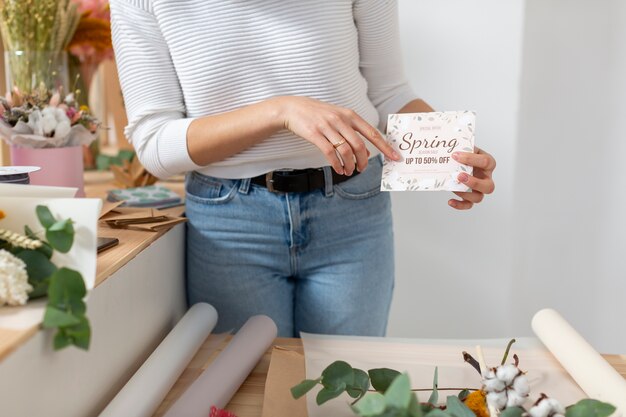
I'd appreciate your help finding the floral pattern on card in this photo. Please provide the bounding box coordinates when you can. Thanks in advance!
[381,111,475,192]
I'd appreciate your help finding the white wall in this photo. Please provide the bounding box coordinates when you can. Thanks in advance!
[389,0,525,338]
[390,0,626,353]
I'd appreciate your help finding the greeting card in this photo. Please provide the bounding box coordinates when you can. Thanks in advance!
[381,111,475,192]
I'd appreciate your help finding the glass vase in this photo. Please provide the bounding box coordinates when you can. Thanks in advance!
[4,51,69,94]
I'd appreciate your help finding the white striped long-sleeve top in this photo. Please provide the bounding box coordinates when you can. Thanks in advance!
[110,0,417,179]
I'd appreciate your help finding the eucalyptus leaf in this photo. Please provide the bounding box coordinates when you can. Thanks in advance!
[47,268,86,315]
[565,399,616,417]
[53,329,72,350]
[62,316,91,350]
[428,367,439,405]
[45,220,74,253]
[36,205,55,229]
[445,396,474,417]
[42,307,81,328]
[352,393,386,417]
[322,361,354,390]
[316,384,346,405]
[384,373,411,410]
[291,379,320,399]
[369,368,402,392]
[347,368,370,400]
[408,393,424,417]
[500,407,525,417]
[15,249,56,298]
[49,218,71,232]
[457,390,470,401]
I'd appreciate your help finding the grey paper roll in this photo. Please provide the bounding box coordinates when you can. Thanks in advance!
[164,315,278,417]
[99,303,218,417]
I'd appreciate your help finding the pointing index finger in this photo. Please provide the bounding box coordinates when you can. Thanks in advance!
[350,115,401,161]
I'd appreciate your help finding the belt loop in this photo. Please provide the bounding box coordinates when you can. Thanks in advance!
[322,166,334,197]
[238,178,251,194]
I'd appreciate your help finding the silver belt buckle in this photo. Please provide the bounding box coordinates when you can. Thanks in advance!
[265,172,276,193]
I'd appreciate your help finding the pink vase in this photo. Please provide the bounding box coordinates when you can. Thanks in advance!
[10,145,85,197]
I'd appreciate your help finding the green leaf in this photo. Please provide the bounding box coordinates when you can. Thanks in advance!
[15,249,56,298]
[384,373,411,410]
[500,407,525,417]
[53,330,73,350]
[62,316,91,350]
[47,268,87,315]
[369,368,402,392]
[424,410,453,417]
[42,307,80,328]
[565,399,616,417]
[352,393,386,417]
[445,396,474,417]
[408,393,424,417]
[347,368,370,400]
[36,205,55,229]
[457,390,470,401]
[428,367,439,405]
[45,219,74,253]
[322,361,354,390]
[291,379,320,399]
[316,385,346,405]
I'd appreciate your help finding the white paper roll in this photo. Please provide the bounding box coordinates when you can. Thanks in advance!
[532,308,626,415]
[164,315,278,417]
[99,303,218,417]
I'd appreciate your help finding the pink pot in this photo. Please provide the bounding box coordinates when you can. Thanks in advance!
[10,145,85,197]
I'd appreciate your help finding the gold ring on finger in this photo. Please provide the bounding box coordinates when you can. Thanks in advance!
[332,139,346,149]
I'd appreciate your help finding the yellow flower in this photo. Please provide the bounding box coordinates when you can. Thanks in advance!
[464,391,489,417]
[80,105,90,112]
[0,210,5,220]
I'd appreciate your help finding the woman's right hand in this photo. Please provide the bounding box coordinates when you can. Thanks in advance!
[273,96,401,176]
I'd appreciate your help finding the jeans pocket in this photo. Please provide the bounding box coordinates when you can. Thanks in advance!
[333,155,383,200]
[185,172,239,205]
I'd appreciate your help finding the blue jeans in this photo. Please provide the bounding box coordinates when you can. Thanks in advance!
[185,156,394,337]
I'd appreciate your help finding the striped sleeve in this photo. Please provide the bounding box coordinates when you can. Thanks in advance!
[354,0,419,128]
[110,0,202,178]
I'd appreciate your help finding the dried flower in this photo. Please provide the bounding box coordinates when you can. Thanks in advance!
[0,228,43,250]
[464,390,490,417]
[0,249,32,306]
[0,210,5,220]
[482,363,530,410]
[528,394,566,417]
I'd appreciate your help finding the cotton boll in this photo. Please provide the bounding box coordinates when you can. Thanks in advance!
[486,391,507,410]
[496,364,520,385]
[529,396,565,417]
[54,120,71,139]
[506,390,526,407]
[483,376,505,392]
[512,374,530,396]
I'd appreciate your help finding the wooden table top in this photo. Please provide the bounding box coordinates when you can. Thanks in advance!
[0,171,185,361]
[155,336,626,417]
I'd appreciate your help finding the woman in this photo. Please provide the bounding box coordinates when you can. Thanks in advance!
[110,0,496,337]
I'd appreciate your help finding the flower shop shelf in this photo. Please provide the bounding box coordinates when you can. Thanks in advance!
[0,171,187,417]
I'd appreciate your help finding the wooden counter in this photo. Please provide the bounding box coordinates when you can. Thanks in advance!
[156,336,626,417]
[0,171,189,417]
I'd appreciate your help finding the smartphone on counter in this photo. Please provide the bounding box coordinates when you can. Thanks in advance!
[97,237,119,253]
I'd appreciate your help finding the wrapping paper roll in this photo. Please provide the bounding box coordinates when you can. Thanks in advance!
[164,315,278,417]
[99,303,218,417]
[532,308,626,415]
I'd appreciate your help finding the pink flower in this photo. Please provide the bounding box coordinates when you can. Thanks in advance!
[49,92,61,107]
[73,0,110,19]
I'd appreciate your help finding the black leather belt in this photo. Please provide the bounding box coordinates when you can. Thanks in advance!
[251,168,358,193]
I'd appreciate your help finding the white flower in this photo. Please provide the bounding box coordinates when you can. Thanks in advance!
[27,109,44,136]
[40,107,71,138]
[41,107,58,135]
[483,364,529,410]
[54,120,71,139]
[0,249,32,306]
[528,395,566,417]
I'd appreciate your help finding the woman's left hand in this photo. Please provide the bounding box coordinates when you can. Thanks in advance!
[448,147,496,210]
